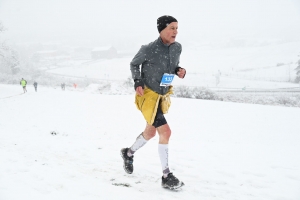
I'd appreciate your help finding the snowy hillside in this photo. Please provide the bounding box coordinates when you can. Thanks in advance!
[45,57,300,90]
[39,39,300,91]
[181,40,300,73]
[1,84,300,200]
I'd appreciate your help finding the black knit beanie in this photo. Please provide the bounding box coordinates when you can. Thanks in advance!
[157,15,178,33]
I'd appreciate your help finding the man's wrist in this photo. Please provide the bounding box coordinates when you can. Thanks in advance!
[134,79,144,90]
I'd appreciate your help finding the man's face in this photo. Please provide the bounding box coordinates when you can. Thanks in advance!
[160,22,178,45]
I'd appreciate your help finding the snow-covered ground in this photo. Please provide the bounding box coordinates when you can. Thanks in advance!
[45,58,132,81]
[46,69,300,90]
[42,39,300,90]
[45,58,300,90]
[1,84,300,200]
[181,41,300,73]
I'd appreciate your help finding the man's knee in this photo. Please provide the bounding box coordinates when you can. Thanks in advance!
[143,125,156,140]
[158,125,171,139]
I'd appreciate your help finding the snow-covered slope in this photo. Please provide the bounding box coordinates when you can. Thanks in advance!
[0,84,299,200]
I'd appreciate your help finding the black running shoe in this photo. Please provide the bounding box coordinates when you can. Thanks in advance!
[161,173,184,189]
[120,148,134,174]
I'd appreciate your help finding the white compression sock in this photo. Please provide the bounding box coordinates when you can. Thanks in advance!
[127,134,148,157]
[158,144,170,177]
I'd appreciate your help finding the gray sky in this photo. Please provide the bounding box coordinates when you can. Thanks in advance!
[0,0,300,46]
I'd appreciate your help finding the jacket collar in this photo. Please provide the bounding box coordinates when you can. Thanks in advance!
[158,37,173,47]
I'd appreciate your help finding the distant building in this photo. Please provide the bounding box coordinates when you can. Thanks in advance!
[91,46,117,59]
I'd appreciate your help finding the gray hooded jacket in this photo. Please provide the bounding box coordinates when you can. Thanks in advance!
[130,37,182,95]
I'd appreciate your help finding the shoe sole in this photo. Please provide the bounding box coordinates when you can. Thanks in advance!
[162,181,184,190]
[120,149,133,174]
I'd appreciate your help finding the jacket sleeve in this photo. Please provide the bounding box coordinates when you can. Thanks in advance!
[130,45,147,80]
[176,43,182,68]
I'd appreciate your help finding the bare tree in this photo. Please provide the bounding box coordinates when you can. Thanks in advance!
[0,22,20,74]
[295,57,300,83]
[0,22,6,58]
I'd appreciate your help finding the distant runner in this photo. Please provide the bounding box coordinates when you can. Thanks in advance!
[61,83,65,91]
[33,81,38,92]
[20,78,27,93]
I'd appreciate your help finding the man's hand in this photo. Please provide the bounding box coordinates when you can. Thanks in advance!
[177,68,186,78]
[136,86,144,96]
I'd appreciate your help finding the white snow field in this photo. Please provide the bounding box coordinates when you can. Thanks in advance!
[45,57,300,90]
[44,40,300,90]
[45,40,300,85]
[0,84,300,200]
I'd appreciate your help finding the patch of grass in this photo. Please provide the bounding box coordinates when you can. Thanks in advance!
[112,183,131,187]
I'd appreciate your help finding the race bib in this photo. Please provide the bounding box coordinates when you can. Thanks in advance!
[160,73,175,86]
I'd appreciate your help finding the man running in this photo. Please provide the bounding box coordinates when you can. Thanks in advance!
[20,78,27,93]
[33,81,38,92]
[121,15,186,190]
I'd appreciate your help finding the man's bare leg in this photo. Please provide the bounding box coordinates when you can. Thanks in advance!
[142,123,157,140]
[126,123,156,157]
[157,124,171,144]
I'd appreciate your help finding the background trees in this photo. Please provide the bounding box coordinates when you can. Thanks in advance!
[0,22,20,75]
[295,56,300,83]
